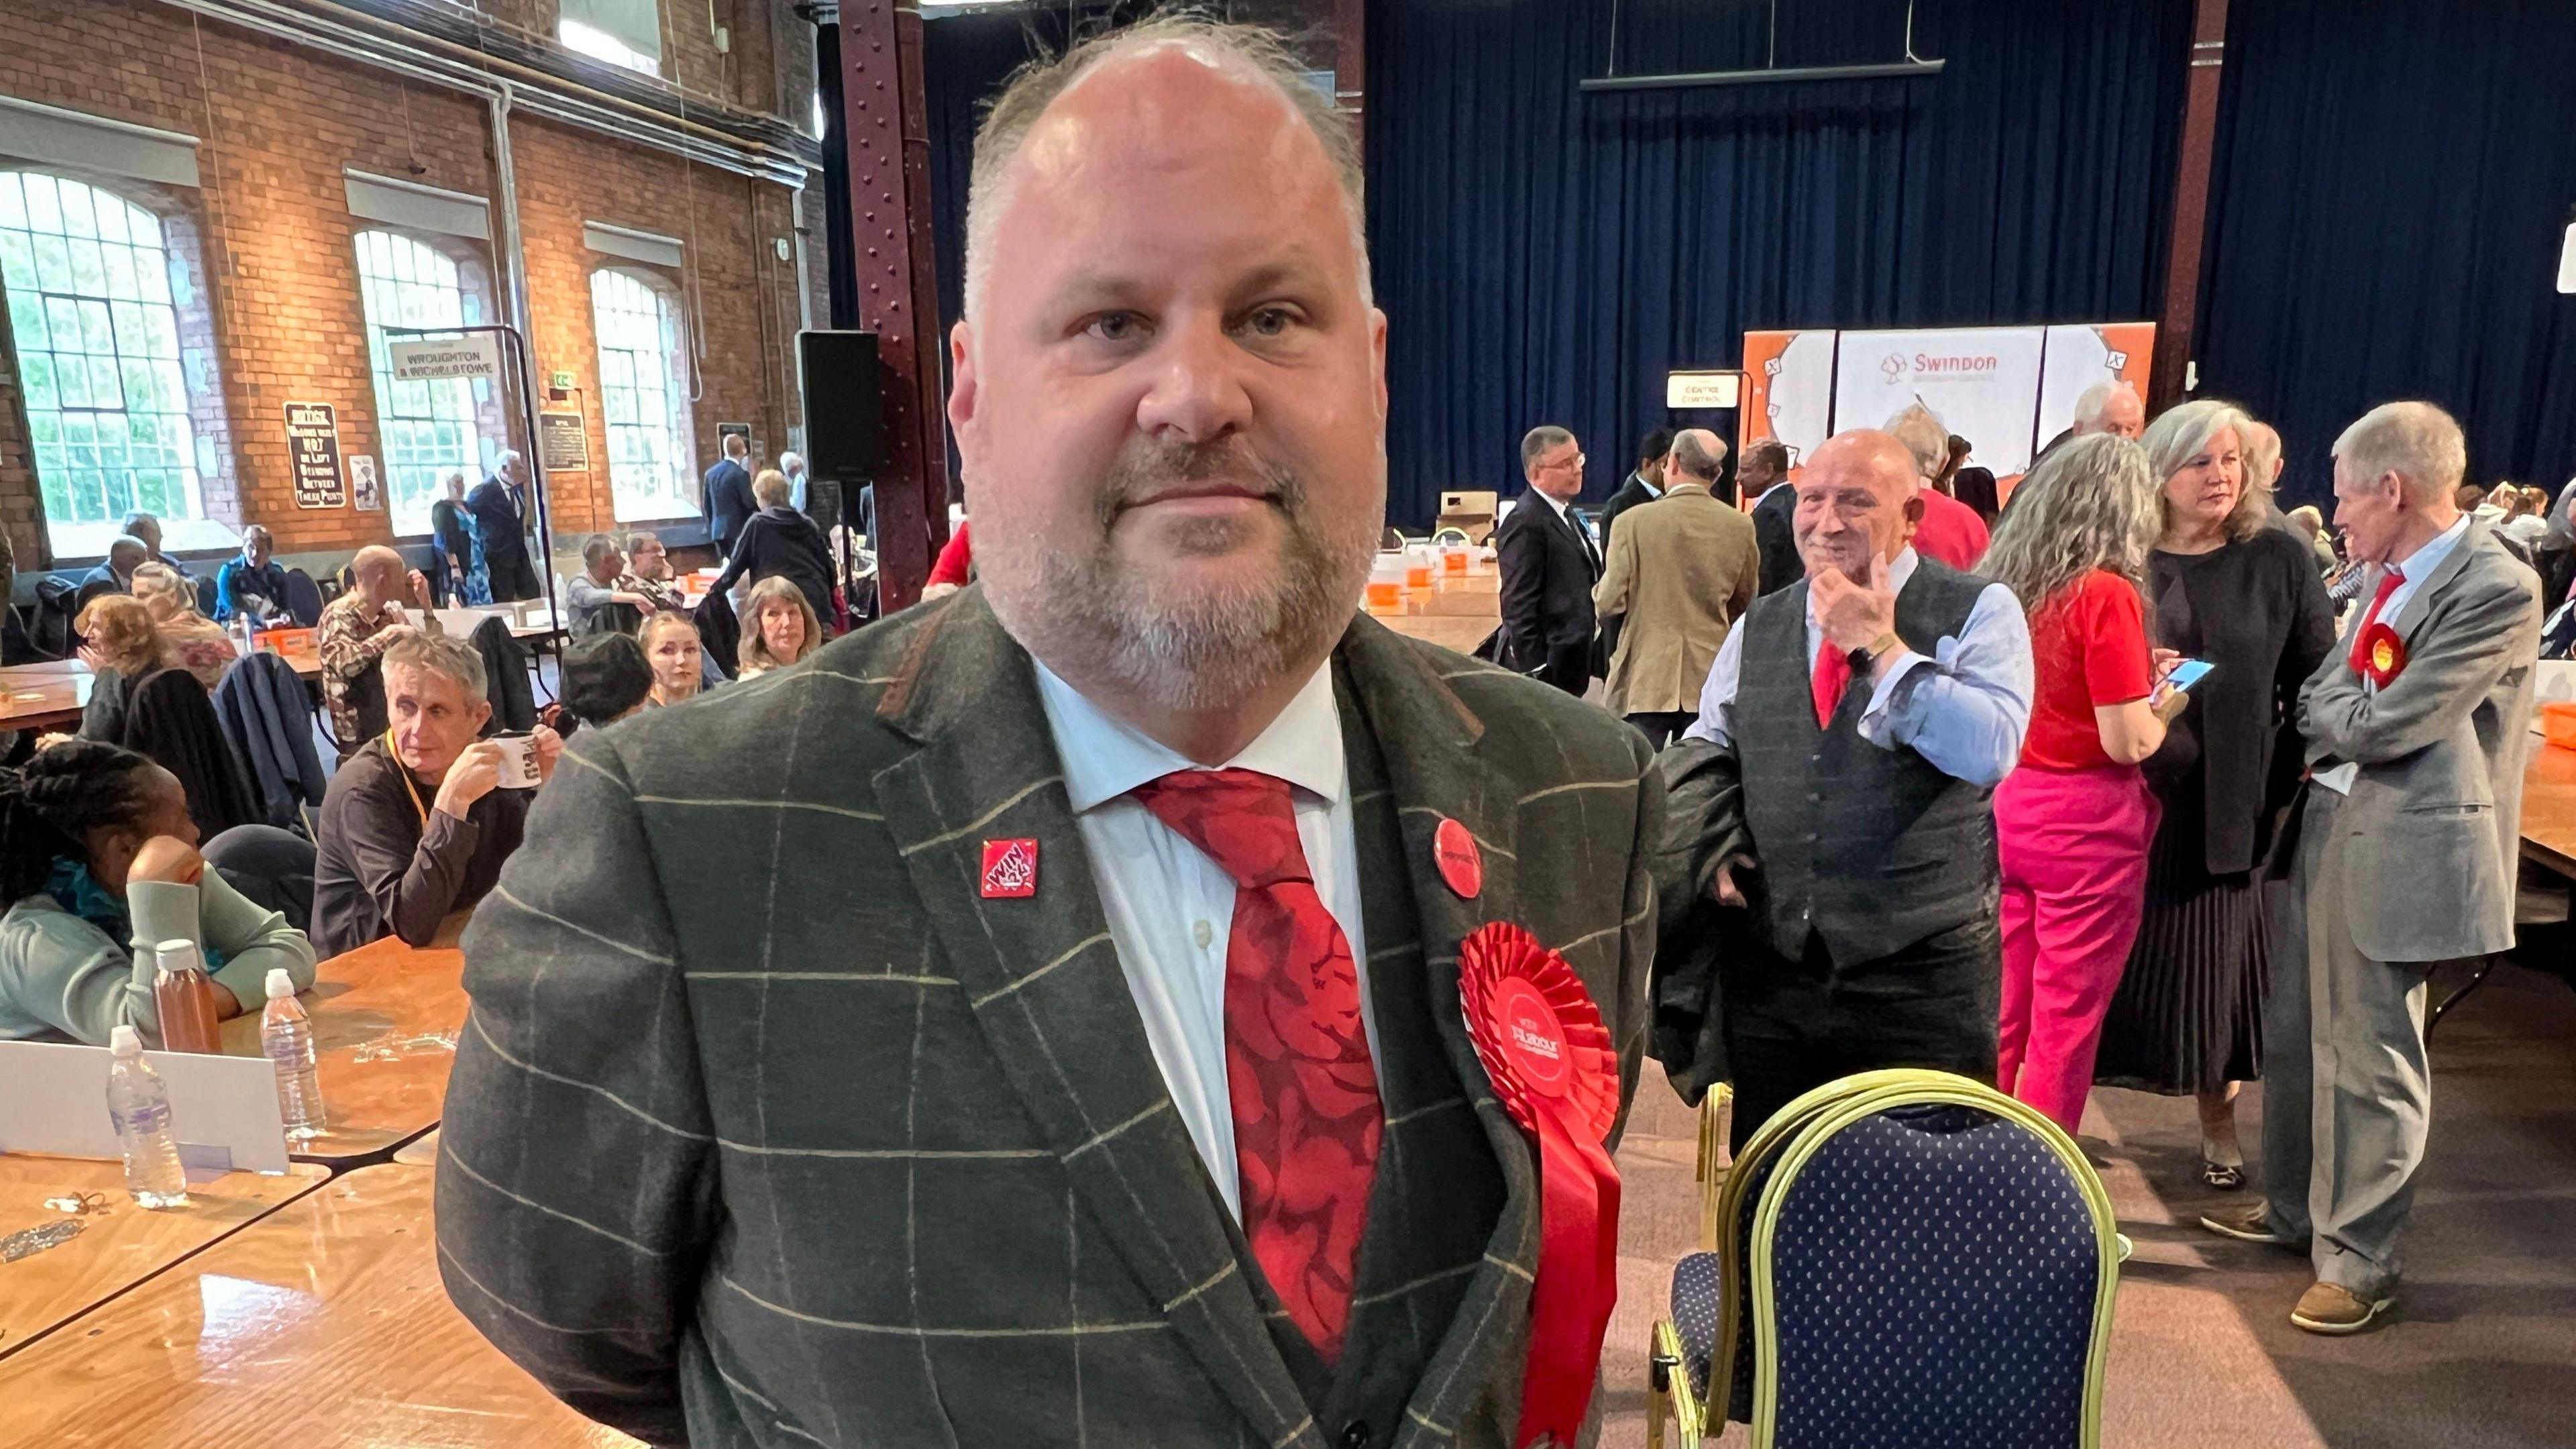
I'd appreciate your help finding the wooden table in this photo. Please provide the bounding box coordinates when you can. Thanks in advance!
[0,1163,643,1447]
[1368,568,1502,658]
[2521,734,2576,876]
[215,916,470,1163]
[0,638,322,733]
[0,1154,328,1360]
[391,1128,439,1167]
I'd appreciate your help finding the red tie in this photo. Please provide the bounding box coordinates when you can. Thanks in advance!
[1128,768,1383,1362]
[2346,564,2404,673]
[1811,637,1854,729]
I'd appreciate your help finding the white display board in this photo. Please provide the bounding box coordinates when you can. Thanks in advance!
[2037,325,2140,452]
[0,1038,290,1175]
[1834,327,2051,476]
[1765,331,1839,464]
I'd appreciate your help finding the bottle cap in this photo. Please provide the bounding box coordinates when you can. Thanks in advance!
[266,969,296,1001]
[111,1024,142,1054]
[153,939,203,974]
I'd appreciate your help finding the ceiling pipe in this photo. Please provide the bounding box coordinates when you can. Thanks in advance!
[1578,58,1943,93]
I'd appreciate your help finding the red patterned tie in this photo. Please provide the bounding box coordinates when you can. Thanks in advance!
[2346,564,2404,673]
[1129,768,1383,1362]
[1811,637,1854,729]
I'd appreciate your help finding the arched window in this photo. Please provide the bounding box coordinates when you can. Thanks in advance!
[589,268,696,522]
[0,172,205,558]
[356,229,486,536]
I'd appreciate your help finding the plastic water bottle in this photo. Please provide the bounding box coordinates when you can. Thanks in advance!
[152,939,223,1054]
[106,1025,189,1209]
[260,968,326,1141]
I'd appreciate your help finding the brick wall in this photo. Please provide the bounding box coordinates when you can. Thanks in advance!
[0,0,811,569]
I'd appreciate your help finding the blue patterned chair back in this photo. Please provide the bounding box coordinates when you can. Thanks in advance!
[1750,1080,2118,1449]
[1708,1069,1954,1423]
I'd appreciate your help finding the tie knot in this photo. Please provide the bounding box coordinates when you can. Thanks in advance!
[1129,768,1311,890]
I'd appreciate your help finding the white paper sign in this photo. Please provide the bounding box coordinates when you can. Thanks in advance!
[1665,370,1741,409]
[389,333,502,382]
[349,454,381,512]
[0,1039,289,1174]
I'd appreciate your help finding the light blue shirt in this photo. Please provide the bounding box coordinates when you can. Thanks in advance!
[2373,512,2473,629]
[1032,659,1371,1220]
[1681,547,2033,788]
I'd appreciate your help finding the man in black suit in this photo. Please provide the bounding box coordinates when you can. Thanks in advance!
[1496,424,1601,696]
[466,450,540,602]
[702,433,755,557]
[1743,437,1801,596]
[1594,428,1672,673]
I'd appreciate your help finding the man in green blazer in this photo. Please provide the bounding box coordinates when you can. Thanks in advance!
[435,17,1662,1448]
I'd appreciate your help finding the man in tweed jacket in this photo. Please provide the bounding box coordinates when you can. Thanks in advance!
[436,19,1660,1449]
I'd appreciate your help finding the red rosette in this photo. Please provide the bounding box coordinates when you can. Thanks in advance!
[1458,922,1622,1449]
[2359,621,2407,689]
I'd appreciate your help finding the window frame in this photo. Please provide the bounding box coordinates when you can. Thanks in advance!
[587,265,699,525]
[352,227,494,538]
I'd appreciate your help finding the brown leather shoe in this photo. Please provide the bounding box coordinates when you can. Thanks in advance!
[2198,1204,2293,1245]
[2291,1281,2394,1335]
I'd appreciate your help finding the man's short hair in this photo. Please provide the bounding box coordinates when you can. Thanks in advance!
[2335,401,2468,506]
[2073,382,2141,431]
[1521,425,1575,472]
[119,511,159,537]
[1668,429,1727,482]
[582,533,621,570]
[1638,428,1674,468]
[723,433,749,458]
[242,524,272,545]
[106,535,148,563]
[382,631,487,704]
[778,451,804,474]
[623,530,661,556]
[2453,482,2487,511]
[752,468,793,508]
[964,18,1367,321]
[1884,405,1950,480]
[1741,438,1791,478]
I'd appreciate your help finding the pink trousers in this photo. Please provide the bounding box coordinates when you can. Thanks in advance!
[1995,763,2160,1134]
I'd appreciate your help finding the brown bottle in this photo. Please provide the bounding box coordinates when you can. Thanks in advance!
[150,939,223,1054]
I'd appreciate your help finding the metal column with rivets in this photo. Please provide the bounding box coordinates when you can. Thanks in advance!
[832,0,948,612]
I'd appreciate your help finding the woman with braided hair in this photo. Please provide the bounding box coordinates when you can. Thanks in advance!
[0,741,314,1045]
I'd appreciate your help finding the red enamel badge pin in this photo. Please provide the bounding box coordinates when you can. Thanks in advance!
[980,839,1038,899]
[1434,817,1483,899]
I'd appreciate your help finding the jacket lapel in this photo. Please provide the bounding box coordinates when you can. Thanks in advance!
[869,591,1320,1448]
[2388,519,2487,639]
[1331,621,1547,1432]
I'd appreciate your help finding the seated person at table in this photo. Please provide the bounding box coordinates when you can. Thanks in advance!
[131,561,235,690]
[0,741,315,1044]
[638,610,706,708]
[73,535,148,615]
[74,595,166,743]
[616,530,691,614]
[311,634,561,957]
[712,468,837,635]
[565,534,658,638]
[735,574,820,678]
[317,545,439,755]
[551,633,653,737]
[215,525,294,625]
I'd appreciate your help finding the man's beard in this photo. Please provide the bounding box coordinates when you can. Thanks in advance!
[982,440,1379,712]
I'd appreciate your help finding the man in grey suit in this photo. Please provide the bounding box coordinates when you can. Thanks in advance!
[435,19,1660,1449]
[2203,402,2541,1335]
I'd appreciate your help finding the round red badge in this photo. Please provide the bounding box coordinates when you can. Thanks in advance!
[2359,621,2407,689]
[1434,816,1483,900]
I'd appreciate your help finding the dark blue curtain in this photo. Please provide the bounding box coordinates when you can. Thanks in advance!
[2195,0,2576,507]
[1367,0,2190,525]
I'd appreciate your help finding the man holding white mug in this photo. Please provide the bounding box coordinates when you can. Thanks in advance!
[310,633,561,957]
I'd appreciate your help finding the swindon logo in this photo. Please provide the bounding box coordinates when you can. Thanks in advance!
[1881,352,1909,382]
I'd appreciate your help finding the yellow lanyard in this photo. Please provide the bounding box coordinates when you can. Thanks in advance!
[384,729,430,829]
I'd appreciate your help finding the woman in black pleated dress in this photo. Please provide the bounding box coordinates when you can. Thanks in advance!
[2094,400,2334,1188]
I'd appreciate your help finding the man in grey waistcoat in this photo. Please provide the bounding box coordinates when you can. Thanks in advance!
[2203,402,2540,1335]
[1660,429,2033,1148]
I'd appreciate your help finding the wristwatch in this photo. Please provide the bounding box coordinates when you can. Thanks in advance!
[1850,631,1904,669]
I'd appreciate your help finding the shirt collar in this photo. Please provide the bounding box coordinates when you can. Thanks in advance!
[2391,513,2472,581]
[1034,657,1345,814]
[1529,488,1575,525]
[1633,473,1662,499]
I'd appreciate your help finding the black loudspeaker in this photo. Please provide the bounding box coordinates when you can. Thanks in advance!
[797,329,887,481]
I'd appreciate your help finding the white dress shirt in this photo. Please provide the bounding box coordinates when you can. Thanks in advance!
[1531,486,1599,566]
[1033,659,1372,1222]
[2313,513,2473,794]
[1680,547,2033,788]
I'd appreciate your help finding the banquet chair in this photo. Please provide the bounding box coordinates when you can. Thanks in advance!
[1745,1076,2121,1449]
[1645,1069,1945,1448]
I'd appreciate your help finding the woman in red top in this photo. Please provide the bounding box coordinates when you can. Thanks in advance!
[1980,435,2180,1133]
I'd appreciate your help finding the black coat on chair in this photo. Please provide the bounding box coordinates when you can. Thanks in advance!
[120,667,264,839]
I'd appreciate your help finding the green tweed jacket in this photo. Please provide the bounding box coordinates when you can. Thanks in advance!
[435,586,1661,1449]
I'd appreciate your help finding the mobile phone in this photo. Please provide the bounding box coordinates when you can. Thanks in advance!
[2166,659,2215,692]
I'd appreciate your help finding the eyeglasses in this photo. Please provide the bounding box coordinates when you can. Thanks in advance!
[1545,453,1587,472]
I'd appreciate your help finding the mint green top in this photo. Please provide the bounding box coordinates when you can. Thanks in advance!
[0,873,317,1046]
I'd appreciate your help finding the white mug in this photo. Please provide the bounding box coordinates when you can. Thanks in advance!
[492,731,542,790]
